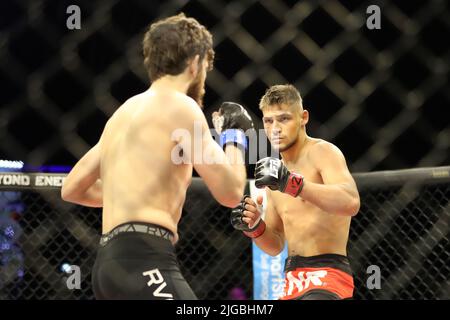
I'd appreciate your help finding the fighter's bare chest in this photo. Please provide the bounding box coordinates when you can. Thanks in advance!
[286,158,323,186]
[271,161,322,218]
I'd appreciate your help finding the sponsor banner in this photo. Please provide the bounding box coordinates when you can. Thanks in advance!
[0,172,66,189]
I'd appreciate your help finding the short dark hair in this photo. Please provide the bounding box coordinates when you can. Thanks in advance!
[142,13,214,81]
[259,84,303,110]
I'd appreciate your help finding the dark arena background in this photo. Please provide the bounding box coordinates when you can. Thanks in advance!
[0,0,449,300]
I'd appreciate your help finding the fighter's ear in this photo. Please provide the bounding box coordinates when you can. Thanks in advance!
[188,55,200,76]
[301,109,309,126]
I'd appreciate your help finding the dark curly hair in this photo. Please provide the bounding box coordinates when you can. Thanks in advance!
[142,13,214,81]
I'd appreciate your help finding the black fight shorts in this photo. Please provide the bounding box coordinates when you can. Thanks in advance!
[92,221,197,300]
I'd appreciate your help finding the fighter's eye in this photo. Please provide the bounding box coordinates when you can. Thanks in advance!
[263,119,273,124]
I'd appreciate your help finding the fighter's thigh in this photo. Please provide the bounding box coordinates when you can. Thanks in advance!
[93,258,178,300]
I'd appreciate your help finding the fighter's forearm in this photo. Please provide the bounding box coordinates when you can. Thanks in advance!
[80,179,103,207]
[62,179,103,208]
[61,143,102,207]
[224,145,247,191]
[299,181,360,216]
[252,227,285,257]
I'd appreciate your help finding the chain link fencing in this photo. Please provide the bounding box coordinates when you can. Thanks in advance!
[0,167,448,299]
[0,0,449,301]
[350,167,449,299]
[0,0,448,171]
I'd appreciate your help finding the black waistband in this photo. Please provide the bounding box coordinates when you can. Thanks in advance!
[284,254,353,276]
[99,222,174,246]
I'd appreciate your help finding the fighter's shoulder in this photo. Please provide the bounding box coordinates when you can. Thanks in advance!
[307,139,345,161]
[136,90,204,121]
[104,97,134,126]
[171,93,204,119]
[110,94,137,117]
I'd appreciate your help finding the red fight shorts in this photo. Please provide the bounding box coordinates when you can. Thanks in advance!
[280,254,354,300]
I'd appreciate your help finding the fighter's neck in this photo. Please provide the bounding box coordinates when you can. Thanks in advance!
[281,132,310,165]
[150,75,191,95]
